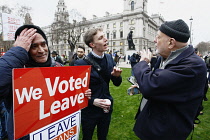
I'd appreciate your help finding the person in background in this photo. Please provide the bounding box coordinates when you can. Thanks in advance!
[150,52,159,70]
[114,52,120,65]
[130,53,138,75]
[51,51,64,65]
[107,51,113,59]
[193,48,208,122]
[132,19,207,140]
[123,55,126,62]
[69,46,86,66]
[127,54,131,64]
[74,28,122,140]
[61,54,68,65]
[0,25,90,140]
[136,52,141,62]
[204,52,210,85]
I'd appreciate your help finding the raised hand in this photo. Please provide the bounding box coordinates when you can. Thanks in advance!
[13,28,37,51]
[111,66,122,77]
[140,49,152,63]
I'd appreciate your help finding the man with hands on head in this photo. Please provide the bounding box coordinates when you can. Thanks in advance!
[132,19,207,140]
[74,28,122,140]
[0,25,91,140]
[0,26,38,140]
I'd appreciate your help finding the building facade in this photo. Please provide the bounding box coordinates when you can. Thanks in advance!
[43,0,164,59]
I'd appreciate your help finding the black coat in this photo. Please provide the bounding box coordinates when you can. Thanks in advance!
[0,47,62,140]
[130,54,138,67]
[74,53,122,114]
[133,46,207,140]
[54,56,63,65]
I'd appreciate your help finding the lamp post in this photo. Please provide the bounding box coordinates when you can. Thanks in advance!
[110,33,113,54]
[189,17,193,45]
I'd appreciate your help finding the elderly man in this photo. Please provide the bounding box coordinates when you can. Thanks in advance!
[133,19,207,140]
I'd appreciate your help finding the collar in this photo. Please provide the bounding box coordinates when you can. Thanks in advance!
[77,55,85,60]
[160,45,189,69]
[91,51,104,59]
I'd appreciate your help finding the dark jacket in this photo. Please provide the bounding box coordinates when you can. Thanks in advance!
[69,53,85,66]
[69,53,78,66]
[74,53,122,114]
[130,54,138,67]
[0,47,28,109]
[53,56,63,65]
[150,55,158,70]
[0,46,62,109]
[133,46,207,140]
[0,47,61,140]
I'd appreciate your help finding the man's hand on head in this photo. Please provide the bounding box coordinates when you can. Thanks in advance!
[13,28,37,52]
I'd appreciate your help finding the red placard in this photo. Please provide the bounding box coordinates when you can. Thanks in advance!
[13,66,90,139]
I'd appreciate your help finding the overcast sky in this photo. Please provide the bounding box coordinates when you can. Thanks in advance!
[1,0,210,46]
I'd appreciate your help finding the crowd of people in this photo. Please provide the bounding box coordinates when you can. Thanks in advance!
[0,18,209,140]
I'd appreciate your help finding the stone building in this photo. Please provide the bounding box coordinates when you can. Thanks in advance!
[43,0,164,59]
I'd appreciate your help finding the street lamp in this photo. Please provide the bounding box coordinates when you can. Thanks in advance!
[110,33,113,54]
[189,17,193,45]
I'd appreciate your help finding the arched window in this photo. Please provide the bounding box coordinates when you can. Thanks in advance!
[131,1,134,11]
[107,33,110,39]
[120,48,123,54]
[113,32,116,39]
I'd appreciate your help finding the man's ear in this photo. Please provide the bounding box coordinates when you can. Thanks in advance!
[89,42,94,48]
[168,38,175,49]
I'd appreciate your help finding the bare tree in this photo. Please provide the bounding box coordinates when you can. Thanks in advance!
[0,5,12,14]
[49,8,87,54]
[67,20,83,52]
[50,20,85,53]
[0,4,31,18]
[196,42,210,55]
[16,5,32,18]
[0,4,32,53]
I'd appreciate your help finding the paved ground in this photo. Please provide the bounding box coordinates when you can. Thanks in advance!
[117,61,131,68]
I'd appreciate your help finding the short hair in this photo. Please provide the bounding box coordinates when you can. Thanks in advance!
[83,28,103,48]
[77,45,85,52]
